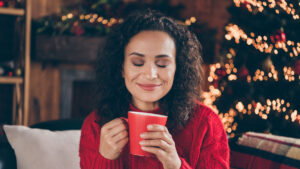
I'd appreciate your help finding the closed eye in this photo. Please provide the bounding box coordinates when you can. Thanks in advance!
[132,58,144,66]
[156,60,170,68]
[133,63,144,66]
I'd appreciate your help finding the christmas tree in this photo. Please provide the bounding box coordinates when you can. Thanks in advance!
[204,0,300,139]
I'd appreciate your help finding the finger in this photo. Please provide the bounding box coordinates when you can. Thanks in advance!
[103,118,124,130]
[139,139,170,152]
[116,137,128,149]
[147,124,167,132]
[141,146,166,158]
[108,123,127,137]
[140,131,173,145]
[112,130,128,143]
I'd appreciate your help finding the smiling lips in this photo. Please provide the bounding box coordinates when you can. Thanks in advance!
[138,83,161,91]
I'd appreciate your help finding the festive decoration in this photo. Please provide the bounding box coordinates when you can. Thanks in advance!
[237,66,249,78]
[211,0,300,139]
[270,29,286,44]
[240,1,250,10]
[8,71,13,76]
[232,0,300,20]
[294,60,300,75]
[15,68,22,76]
[35,1,198,37]
[70,23,85,36]
[0,1,4,7]
[216,67,227,77]
[225,24,299,57]
[212,79,219,89]
[0,0,22,8]
[0,61,16,77]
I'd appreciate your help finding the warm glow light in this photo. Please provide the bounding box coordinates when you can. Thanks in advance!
[233,0,299,20]
[67,13,73,19]
[190,17,197,23]
[225,24,300,57]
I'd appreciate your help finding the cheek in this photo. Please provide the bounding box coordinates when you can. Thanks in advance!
[161,68,176,85]
[123,63,139,82]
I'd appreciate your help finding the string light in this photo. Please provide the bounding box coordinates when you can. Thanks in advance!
[183,16,197,26]
[67,13,73,19]
[233,0,299,20]
[283,66,296,81]
[61,13,121,28]
[208,60,300,83]
[61,12,197,28]
[225,24,300,57]
[202,89,300,138]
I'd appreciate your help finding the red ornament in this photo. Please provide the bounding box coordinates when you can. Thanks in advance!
[103,23,110,28]
[270,30,286,43]
[8,71,13,77]
[237,66,249,79]
[71,25,85,36]
[252,102,257,109]
[240,1,250,10]
[293,60,300,75]
[212,80,219,89]
[215,68,227,77]
[0,1,4,7]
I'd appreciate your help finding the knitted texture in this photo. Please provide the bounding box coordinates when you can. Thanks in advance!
[79,102,230,169]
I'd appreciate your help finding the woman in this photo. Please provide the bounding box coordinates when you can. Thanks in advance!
[80,9,229,169]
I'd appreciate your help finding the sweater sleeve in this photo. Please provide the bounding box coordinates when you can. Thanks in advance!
[178,108,229,169]
[195,111,230,169]
[179,157,193,169]
[79,112,124,169]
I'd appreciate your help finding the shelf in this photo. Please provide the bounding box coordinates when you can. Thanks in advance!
[0,77,23,84]
[0,7,25,16]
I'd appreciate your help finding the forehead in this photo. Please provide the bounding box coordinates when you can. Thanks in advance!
[125,31,176,57]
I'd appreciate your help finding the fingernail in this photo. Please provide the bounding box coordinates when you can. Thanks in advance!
[147,125,153,129]
[139,141,145,145]
[141,146,146,150]
[140,133,145,138]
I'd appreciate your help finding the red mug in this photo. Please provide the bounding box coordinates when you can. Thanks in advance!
[128,111,168,156]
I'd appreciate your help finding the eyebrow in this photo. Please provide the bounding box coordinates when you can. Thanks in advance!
[129,52,172,58]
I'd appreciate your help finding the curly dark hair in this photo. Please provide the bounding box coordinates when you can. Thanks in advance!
[95,9,203,130]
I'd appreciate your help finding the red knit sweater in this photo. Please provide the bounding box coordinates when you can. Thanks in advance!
[79,102,230,169]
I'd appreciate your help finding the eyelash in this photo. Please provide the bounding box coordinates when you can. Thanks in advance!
[133,63,143,67]
[132,63,167,68]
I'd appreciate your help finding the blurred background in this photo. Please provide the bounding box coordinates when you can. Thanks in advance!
[0,0,299,139]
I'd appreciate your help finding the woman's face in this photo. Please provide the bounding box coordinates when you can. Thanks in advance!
[123,31,176,107]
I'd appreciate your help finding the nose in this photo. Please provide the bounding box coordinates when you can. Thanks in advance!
[143,63,158,79]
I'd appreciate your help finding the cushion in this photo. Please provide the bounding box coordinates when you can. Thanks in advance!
[3,125,81,169]
[230,132,300,169]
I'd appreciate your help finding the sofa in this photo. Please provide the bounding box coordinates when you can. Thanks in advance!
[0,119,299,169]
[0,119,84,169]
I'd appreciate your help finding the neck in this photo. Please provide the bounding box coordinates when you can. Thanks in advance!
[132,99,159,111]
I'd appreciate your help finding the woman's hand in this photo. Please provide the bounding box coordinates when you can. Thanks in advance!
[139,125,181,169]
[99,118,128,160]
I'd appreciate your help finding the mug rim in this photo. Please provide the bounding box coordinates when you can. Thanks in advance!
[128,111,167,118]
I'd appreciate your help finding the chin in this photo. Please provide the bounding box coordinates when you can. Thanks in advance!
[137,94,163,103]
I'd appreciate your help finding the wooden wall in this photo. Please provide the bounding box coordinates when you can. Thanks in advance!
[29,63,60,125]
[29,62,92,125]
